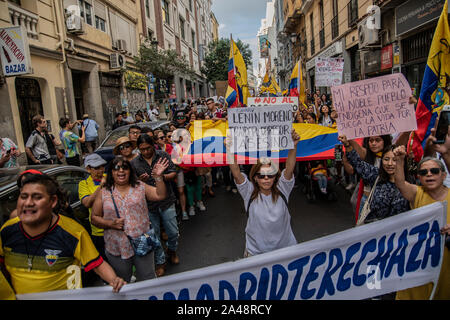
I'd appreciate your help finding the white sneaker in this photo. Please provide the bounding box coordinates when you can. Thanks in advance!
[232,188,238,194]
[197,201,206,211]
[346,183,355,190]
[130,275,136,283]
[189,206,196,216]
[182,212,189,221]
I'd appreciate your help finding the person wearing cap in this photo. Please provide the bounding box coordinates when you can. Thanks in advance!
[79,114,99,154]
[79,153,107,259]
[173,110,188,129]
[113,136,138,162]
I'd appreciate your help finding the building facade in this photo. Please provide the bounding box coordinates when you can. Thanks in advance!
[0,0,217,164]
[274,0,445,100]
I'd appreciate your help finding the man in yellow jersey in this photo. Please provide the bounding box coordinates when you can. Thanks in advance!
[0,173,125,295]
[79,153,107,258]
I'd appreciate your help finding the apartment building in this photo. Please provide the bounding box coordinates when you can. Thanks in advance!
[0,0,217,162]
[277,0,445,98]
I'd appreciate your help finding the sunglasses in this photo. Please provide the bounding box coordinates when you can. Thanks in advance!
[176,116,186,120]
[158,136,165,140]
[417,168,442,176]
[119,143,132,151]
[112,164,130,171]
[256,173,277,180]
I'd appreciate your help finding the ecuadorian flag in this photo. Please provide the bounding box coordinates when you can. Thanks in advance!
[178,121,340,167]
[288,60,306,104]
[226,38,248,107]
[412,0,450,161]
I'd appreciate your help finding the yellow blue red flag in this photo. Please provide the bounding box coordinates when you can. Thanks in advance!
[412,0,450,161]
[226,38,248,107]
[288,60,306,104]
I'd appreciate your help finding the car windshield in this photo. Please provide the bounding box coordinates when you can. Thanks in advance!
[103,128,129,148]
[102,122,171,148]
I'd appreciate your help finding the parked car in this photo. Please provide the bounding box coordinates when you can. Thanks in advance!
[95,120,171,163]
[0,165,90,230]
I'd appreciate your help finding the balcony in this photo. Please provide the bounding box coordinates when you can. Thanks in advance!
[8,2,39,40]
[331,16,339,40]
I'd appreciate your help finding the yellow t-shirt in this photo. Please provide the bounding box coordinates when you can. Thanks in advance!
[78,175,105,237]
[0,271,15,300]
[0,215,102,295]
[396,186,450,300]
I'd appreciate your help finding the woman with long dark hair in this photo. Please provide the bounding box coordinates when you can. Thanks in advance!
[91,156,168,282]
[339,136,410,223]
[227,129,301,257]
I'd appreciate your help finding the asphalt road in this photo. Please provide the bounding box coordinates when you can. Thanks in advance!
[164,178,355,277]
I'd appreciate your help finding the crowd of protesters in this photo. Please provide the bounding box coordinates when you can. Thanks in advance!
[0,90,449,301]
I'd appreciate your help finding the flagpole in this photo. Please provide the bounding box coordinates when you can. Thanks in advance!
[231,34,240,106]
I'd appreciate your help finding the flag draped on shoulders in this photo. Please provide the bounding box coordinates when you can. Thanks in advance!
[226,38,248,108]
[288,60,306,105]
[412,0,450,161]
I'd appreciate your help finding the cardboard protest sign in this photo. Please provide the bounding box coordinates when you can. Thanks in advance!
[228,105,293,153]
[248,97,299,113]
[331,73,417,140]
[315,57,344,87]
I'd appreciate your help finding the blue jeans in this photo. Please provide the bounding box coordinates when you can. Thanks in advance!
[148,204,179,265]
[315,173,328,190]
[358,194,368,220]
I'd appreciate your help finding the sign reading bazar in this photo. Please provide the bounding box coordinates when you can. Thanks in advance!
[17,202,446,300]
[0,26,32,76]
[331,73,417,140]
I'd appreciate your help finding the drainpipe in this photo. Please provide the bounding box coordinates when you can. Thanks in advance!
[53,0,70,117]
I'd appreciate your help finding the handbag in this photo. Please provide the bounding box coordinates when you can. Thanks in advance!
[109,190,161,256]
[356,177,379,226]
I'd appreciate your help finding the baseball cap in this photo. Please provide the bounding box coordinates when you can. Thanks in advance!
[84,153,107,168]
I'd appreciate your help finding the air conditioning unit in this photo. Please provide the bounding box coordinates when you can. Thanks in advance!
[66,15,84,34]
[358,17,379,49]
[110,53,126,69]
[116,39,127,53]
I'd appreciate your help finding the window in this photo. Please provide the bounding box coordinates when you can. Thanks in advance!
[79,0,93,25]
[189,0,192,12]
[191,29,196,49]
[162,0,170,25]
[180,16,185,40]
[148,28,154,41]
[95,16,105,31]
[8,0,21,5]
[145,0,150,18]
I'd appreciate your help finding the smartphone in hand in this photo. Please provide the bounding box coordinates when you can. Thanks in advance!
[434,105,450,144]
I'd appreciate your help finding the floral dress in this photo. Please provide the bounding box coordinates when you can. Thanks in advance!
[347,149,410,223]
[102,183,150,259]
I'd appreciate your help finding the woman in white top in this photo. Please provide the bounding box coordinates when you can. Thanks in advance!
[227,129,301,257]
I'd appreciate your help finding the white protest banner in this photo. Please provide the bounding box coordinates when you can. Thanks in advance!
[18,202,447,300]
[315,57,344,87]
[331,73,417,140]
[248,97,299,113]
[0,26,32,76]
[228,105,294,153]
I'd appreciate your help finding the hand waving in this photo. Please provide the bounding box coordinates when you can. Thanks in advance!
[152,157,169,177]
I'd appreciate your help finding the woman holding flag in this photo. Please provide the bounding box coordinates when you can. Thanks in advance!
[226,129,301,257]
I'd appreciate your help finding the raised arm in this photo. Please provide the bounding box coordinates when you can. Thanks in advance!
[225,132,245,185]
[393,145,417,203]
[144,157,168,201]
[284,129,301,180]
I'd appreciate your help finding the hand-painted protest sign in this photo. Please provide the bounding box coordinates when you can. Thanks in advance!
[17,202,446,300]
[248,97,299,113]
[315,57,344,87]
[228,105,294,153]
[331,73,417,140]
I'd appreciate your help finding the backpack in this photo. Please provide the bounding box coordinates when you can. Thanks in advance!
[246,192,289,216]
